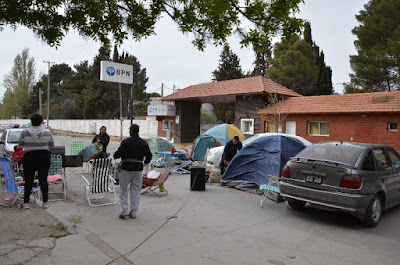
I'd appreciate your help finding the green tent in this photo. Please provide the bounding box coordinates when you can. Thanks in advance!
[146,137,173,161]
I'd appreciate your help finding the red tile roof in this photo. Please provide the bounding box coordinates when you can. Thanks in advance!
[162,76,301,101]
[259,91,400,115]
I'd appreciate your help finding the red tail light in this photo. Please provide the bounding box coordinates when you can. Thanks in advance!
[282,165,290,179]
[340,174,362,189]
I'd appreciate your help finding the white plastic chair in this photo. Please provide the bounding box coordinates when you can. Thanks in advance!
[81,158,117,207]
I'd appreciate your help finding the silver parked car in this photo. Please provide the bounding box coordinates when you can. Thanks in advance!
[0,128,24,157]
[279,142,400,226]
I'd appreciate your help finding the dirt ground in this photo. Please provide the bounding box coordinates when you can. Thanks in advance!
[0,203,69,245]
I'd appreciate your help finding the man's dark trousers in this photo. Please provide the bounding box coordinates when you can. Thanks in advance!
[23,150,51,203]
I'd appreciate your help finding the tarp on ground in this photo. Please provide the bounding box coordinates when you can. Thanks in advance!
[203,124,245,145]
[222,134,309,186]
[191,135,221,161]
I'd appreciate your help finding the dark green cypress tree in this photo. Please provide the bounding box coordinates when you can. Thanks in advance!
[252,39,272,77]
[303,22,333,95]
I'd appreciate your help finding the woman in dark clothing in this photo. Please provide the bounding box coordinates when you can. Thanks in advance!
[92,126,110,154]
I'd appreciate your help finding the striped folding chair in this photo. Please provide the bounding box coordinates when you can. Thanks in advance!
[81,158,117,207]
[0,157,37,207]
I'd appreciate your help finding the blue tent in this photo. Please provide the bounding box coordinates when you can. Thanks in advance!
[222,135,308,185]
[191,135,221,161]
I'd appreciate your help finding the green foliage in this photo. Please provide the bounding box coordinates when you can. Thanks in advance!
[1,48,35,118]
[267,37,319,96]
[0,0,304,50]
[348,0,400,91]
[303,22,333,95]
[212,44,243,81]
[252,39,272,76]
[10,46,150,119]
[201,109,217,124]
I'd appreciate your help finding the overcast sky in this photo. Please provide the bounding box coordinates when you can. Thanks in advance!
[0,0,368,100]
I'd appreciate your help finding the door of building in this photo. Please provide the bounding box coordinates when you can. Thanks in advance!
[285,121,296,135]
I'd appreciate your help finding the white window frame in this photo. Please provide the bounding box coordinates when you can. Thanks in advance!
[388,122,398,131]
[308,121,330,136]
[241,119,254,135]
[285,121,296,135]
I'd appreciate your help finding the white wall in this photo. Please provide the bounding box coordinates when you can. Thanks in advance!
[0,119,158,139]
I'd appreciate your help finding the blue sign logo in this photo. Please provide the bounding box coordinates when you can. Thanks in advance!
[106,67,115,76]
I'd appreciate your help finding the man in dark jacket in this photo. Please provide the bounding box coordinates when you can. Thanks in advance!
[92,126,110,154]
[114,124,152,219]
[220,136,242,175]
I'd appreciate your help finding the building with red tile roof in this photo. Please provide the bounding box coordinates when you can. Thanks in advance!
[259,91,400,151]
[158,76,301,143]
[163,76,301,103]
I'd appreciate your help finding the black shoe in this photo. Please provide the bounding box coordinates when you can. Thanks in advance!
[119,214,128,219]
[129,213,136,219]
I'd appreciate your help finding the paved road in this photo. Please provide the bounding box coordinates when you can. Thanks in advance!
[50,135,400,265]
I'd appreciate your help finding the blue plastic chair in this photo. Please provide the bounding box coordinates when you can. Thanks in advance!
[0,157,37,207]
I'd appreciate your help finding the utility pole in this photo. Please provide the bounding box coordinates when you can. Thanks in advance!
[39,88,42,115]
[161,83,164,104]
[43,61,54,125]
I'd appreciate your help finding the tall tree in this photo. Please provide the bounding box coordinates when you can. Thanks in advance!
[78,46,120,118]
[347,0,400,92]
[267,37,319,96]
[1,48,35,118]
[252,39,272,76]
[212,44,243,81]
[303,22,333,95]
[0,1,304,50]
[212,44,243,123]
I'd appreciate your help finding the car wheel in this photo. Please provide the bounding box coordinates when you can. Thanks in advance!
[287,199,306,210]
[362,195,383,227]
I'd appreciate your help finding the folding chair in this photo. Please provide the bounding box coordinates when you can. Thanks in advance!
[260,174,281,207]
[142,171,171,197]
[172,160,192,174]
[44,154,67,201]
[81,158,117,207]
[0,157,37,207]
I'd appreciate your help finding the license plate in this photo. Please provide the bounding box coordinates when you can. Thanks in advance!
[305,175,322,184]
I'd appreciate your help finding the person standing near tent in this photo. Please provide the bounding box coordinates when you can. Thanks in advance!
[113,124,152,219]
[220,136,242,175]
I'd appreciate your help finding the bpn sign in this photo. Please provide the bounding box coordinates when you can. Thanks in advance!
[100,61,133,84]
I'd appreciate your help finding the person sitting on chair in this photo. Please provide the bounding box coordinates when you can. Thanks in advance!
[92,126,110,157]
[220,136,242,175]
[12,145,24,167]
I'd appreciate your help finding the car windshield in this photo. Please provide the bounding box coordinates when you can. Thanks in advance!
[295,143,363,166]
[7,131,22,143]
